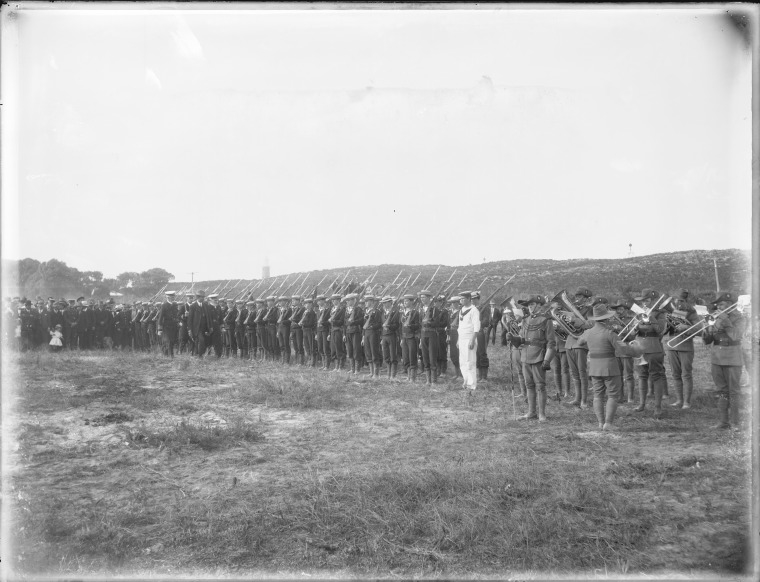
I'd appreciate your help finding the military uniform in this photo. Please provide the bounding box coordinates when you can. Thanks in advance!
[576,304,643,430]
[344,294,364,374]
[419,291,440,384]
[289,297,306,365]
[435,297,449,376]
[503,307,527,398]
[457,293,480,390]
[565,287,595,408]
[509,295,556,421]
[242,301,257,360]
[328,295,346,370]
[609,299,635,403]
[316,297,331,370]
[362,296,382,377]
[301,299,318,366]
[631,289,668,417]
[234,300,248,358]
[473,292,490,380]
[382,297,402,378]
[263,297,279,360]
[663,290,701,409]
[703,292,746,429]
[222,301,238,357]
[448,298,461,378]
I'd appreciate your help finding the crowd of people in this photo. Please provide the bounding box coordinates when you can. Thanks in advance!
[5,285,752,431]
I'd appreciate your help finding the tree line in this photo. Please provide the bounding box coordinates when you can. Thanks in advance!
[5,258,174,301]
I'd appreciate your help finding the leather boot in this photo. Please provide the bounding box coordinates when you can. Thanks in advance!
[593,396,605,428]
[483,367,488,381]
[477,368,483,381]
[367,362,374,378]
[387,364,392,380]
[570,380,582,407]
[339,357,346,371]
[603,397,618,431]
[627,379,636,404]
[349,359,355,374]
[411,367,417,383]
[682,377,693,409]
[648,377,654,397]
[391,363,398,379]
[425,370,432,385]
[455,365,462,378]
[713,394,730,429]
[671,379,684,408]
[519,389,538,420]
[634,379,647,412]
[663,377,669,397]
[432,366,438,384]
[537,390,548,422]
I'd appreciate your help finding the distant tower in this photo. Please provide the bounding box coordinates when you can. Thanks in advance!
[628,243,633,257]
[262,257,270,279]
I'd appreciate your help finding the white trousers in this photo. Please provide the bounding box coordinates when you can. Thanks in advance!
[458,333,478,389]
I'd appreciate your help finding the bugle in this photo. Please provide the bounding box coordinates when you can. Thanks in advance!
[666,302,740,349]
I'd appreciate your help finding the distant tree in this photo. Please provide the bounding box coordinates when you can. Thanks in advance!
[116,271,140,290]
[17,258,41,290]
[134,268,174,296]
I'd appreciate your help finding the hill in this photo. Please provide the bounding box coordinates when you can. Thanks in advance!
[179,248,750,305]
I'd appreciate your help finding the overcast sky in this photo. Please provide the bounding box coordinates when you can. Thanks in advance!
[1,5,753,281]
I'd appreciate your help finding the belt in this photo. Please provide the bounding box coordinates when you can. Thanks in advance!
[641,332,660,337]
[525,339,547,347]
[718,340,741,347]
[332,327,344,332]
[590,353,616,359]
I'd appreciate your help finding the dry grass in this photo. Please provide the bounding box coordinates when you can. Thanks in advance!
[4,342,754,579]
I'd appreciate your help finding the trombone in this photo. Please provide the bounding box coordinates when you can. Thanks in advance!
[666,302,740,349]
[620,294,671,342]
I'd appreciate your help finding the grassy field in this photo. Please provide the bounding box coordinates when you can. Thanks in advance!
[2,342,755,579]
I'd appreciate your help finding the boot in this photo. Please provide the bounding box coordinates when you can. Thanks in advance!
[387,364,392,380]
[633,380,647,412]
[367,362,374,378]
[713,395,730,429]
[405,367,411,382]
[411,367,417,383]
[682,377,693,409]
[349,358,355,375]
[648,377,654,397]
[425,370,432,385]
[570,381,582,407]
[432,366,439,384]
[455,365,462,378]
[671,379,684,408]
[653,378,665,418]
[663,377,669,397]
[482,367,488,381]
[519,389,538,420]
[339,357,346,371]
[537,390,548,422]
[593,396,605,428]
[477,368,483,381]
[603,396,618,430]
[391,363,398,379]
[626,379,636,404]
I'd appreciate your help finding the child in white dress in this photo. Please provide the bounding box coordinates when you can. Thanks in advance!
[49,324,63,352]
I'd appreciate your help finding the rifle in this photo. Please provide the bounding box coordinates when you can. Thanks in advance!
[424,265,442,290]
[327,273,341,292]
[258,276,280,300]
[370,269,380,283]
[477,274,517,307]
[271,274,290,298]
[147,284,168,304]
[477,276,489,290]
[281,273,303,297]
[294,272,311,296]
[408,272,422,290]
[223,279,243,299]
[456,272,468,291]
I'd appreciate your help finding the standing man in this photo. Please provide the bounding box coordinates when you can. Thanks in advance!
[253,297,268,360]
[609,298,635,404]
[508,295,556,421]
[263,295,279,361]
[177,292,194,354]
[316,294,331,370]
[300,297,318,367]
[703,292,746,429]
[207,294,223,357]
[157,290,179,358]
[234,299,248,358]
[418,290,439,385]
[631,289,668,418]
[663,289,700,409]
[381,295,401,379]
[222,298,238,357]
[289,295,306,365]
[328,293,346,371]
[471,291,490,381]
[187,290,212,358]
[362,294,382,378]
[566,287,594,409]
[435,295,449,378]
[277,296,293,364]
[488,299,502,346]
[576,303,644,430]
[457,291,480,390]
[344,293,364,375]
[448,296,462,379]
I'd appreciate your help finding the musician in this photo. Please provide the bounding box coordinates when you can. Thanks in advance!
[609,298,636,404]
[382,295,402,379]
[508,295,556,421]
[502,302,527,400]
[300,297,317,367]
[548,298,571,399]
[362,294,382,378]
[343,293,364,375]
[315,294,331,370]
[277,296,293,364]
[457,291,480,390]
[703,291,746,429]
[157,290,179,358]
[566,287,594,409]
[630,289,668,418]
[576,304,644,430]
[328,293,346,371]
[663,289,700,409]
[289,295,306,365]
[488,299,502,346]
[471,291,490,381]
[448,296,462,379]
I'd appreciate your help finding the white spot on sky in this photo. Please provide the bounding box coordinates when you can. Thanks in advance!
[171,17,204,60]
[145,68,162,91]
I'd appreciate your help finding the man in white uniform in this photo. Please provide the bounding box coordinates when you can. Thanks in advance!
[457,291,481,390]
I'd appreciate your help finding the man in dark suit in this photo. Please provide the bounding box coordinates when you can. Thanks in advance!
[187,290,213,358]
[157,290,180,358]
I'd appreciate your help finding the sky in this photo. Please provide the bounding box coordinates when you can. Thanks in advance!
[1,4,754,282]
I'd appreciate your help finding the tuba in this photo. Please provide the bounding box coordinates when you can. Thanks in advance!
[548,290,587,339]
